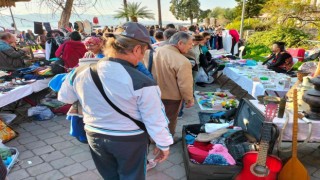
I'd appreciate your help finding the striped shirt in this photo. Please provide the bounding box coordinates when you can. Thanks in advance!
[58,58,173,150]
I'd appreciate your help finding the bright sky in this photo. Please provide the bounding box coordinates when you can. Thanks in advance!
[0,0,237,22]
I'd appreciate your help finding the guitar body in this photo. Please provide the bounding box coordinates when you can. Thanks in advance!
[236,152,282,180]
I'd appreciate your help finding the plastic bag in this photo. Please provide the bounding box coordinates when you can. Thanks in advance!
[27,106,55,121]
[195,67,214,84]
[195,67,209,83]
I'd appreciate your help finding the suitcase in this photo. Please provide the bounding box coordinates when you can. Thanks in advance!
[182,99,279,180]
[287,48,305,62]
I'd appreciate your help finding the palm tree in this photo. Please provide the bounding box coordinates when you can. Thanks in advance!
[157,0,162,28]
[114,2,155,22]
[123,0,129,21]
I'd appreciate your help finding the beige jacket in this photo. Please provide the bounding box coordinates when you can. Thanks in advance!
[143,45,194,103]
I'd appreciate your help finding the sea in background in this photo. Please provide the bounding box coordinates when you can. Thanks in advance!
[0,13,191,33]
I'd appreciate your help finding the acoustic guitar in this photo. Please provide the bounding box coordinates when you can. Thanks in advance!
[236,103,282,180]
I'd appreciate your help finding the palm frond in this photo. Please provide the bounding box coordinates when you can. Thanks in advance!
[114,2,155,21]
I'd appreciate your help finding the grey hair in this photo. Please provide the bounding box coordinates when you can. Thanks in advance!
[168,31,192,45]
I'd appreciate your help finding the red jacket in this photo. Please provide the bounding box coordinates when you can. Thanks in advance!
[55,41,87,68]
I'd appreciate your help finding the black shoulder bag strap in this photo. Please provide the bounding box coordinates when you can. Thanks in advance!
[147,49,153,72]
[89,63,147,132]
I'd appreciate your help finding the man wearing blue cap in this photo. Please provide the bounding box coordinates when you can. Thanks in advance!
[58,22,173,180]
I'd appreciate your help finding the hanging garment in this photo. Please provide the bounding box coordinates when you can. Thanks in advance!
[34,22,43,35]
[229,29,240,55]
[82,20,92,35]
[75,21,84,32]
[222,30,232,53]
[45,41,52,60]
[43,22,52,32]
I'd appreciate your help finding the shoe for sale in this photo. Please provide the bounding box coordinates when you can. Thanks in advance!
[146,159,157,171]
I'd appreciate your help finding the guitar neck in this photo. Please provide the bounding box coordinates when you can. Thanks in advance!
[256,102,277,167]
[292,89,298,158]
[256,141,269,166]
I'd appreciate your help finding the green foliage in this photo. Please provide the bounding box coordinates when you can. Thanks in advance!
[292,61,304,71]
[170,0,200,24]
[243,44,270,61]
[209,7,225,18]
[247,27,311,48]
[234,0,268,18]
[225,18,269,31]
[262,0,318,28]
[198,9,211,22]
[114,2,154,22]
[209,7,236,22]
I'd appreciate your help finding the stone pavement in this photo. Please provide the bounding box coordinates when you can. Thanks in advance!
[5,84,320,180]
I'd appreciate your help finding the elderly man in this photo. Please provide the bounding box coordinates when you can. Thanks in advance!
[152,32,194,140]
[0,32,29,70]
[58,22,172,179]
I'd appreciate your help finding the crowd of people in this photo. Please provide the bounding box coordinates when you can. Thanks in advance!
[0,21,297,180]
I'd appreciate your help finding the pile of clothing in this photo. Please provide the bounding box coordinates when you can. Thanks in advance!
[185,123,257,166]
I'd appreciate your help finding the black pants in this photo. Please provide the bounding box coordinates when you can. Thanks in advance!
[86,132,149,180]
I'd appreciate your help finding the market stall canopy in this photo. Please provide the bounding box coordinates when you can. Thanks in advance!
[0,0,30,7]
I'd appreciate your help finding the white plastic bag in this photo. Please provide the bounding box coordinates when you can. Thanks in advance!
[28,106,55,121]
[195,67,214,84]
[195,67,209,83]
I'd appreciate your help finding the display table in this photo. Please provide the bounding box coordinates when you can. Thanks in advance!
[250,100,320,142]
[0,78,51,108]
[223,66,296,98]
[194,91,238,111]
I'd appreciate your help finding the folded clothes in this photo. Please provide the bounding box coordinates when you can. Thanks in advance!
[185,134,195,145]
[196,128,229,142]
[205,123,230,133]
[209,144,236,165]
[188,145,209,164]
[193,141,213,151]
[211,137,226,147]
[203,154,229,165]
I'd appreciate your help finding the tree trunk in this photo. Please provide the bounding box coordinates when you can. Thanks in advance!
[157,0,162,28]
[131,16,138,22]
[190,13,193,25]
[58,0,74,29]
[123,0,129,22]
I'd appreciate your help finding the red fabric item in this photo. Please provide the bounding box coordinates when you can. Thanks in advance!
[188,145,209,163]
[55,41,87,69]
[52,104,72,115]
[93,17,99,24]
[287,48,305,62]
[229,29,240,43]
[193,141,214,151]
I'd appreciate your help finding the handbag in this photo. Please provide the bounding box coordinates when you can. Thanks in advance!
[89,63,147,132]
[0,120,18,143]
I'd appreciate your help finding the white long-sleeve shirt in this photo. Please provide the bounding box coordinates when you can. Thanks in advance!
[58,58,173,150]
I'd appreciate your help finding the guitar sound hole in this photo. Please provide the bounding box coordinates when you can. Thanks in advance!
[250,164,270,177]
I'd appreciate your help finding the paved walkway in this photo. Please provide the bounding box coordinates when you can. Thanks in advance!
[5,84,320,180]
